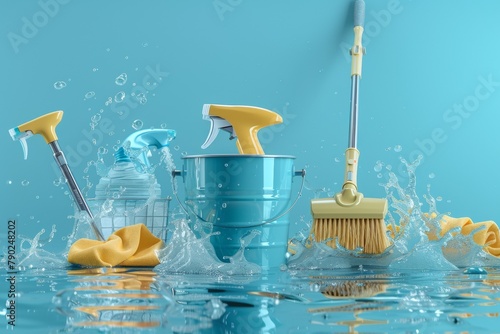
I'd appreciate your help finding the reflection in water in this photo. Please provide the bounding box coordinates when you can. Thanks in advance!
[53,268,171,330]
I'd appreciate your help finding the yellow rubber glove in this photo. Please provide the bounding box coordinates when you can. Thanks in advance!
[68,224,163,267]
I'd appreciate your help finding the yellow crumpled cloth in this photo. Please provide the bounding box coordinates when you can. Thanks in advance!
[68,224,163,267]
[428,215,500,257]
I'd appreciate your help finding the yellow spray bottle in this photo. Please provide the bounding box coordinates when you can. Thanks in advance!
[201,104,283,154]
[9,111,105,241]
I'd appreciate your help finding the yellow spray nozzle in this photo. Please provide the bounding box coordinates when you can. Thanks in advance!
[9,110,63,159]
[201,104,283,155]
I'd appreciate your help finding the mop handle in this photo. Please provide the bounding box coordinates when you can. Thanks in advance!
[49,141,105,241]
[348,0,365,149]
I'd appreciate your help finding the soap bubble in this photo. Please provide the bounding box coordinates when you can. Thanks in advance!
[84,91,95,99]
[334,157,340,163]
[115,73,128,86]
[142,42,149,47]
[429,173,436,179]
[173,145,180,151]
[377,173,383,178]
[394,145,403,152]
[21,180,30,186]
[217,184,223,188]
[114,91,126,103]
[104,97,113,106]
[221,203,227,208]
[53,81,66,90]
[6,180,12,185]
[132,119,143,130]
[92,68,99,72]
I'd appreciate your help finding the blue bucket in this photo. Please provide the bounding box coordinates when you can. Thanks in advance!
[175,155,304,269]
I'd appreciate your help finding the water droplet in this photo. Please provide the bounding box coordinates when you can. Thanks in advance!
[84,91,95,99]
[35,195,40,199]
[436,196,443,201]
[394,145,402,152]
[92,67,98,72]
[98,147,108,155]
[217,184,223,188]
[132,119,143,130]
[135,92,147,104]
[30,216,35,220]
[104,97,113,106]
[373,161,383,172]
[173,145,180,151]
[224,163,229,167]
[112,192,120,199]
[7,180,12,185]
[222,203,227,208]
[160,123,167,129]
[124,55,129,60]
[334,157,340,163]
[429,173,436,179]
[114,91,126,103]
[91,114,101,123]
[53,81,66,90]
[115,73,128,86]
[377,173,383,178]
[21,180,30,186]
[464,267,487,275]
[181,151,188,156]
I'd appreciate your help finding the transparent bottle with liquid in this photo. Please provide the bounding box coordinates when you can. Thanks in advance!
[90,146,169,240]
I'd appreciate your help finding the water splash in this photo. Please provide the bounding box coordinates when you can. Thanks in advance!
[288,156,500,270]
[2,226,67,270]
[156,219,261,276]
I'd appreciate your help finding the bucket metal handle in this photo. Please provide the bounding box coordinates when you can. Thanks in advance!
[172,169,306,228]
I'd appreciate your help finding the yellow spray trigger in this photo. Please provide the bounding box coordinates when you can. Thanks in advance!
[18,111,63,143]
[201,104,283,155]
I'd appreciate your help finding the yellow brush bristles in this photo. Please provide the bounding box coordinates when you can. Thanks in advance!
[311,218,391,254]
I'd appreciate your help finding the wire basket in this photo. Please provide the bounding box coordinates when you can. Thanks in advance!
[88,197,171,241]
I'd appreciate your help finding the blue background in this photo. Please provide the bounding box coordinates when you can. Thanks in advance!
[1,0,500,253]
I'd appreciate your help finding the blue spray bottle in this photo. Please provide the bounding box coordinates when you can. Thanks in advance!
[91,129,176,239]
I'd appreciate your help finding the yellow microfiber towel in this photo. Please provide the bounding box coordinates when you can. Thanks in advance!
[68,224,163,267]
[434,215,500,257]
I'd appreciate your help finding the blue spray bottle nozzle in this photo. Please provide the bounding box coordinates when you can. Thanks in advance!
[123,129,176,167]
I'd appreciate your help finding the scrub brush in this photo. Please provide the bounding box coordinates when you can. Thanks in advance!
[309,0,391,254]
